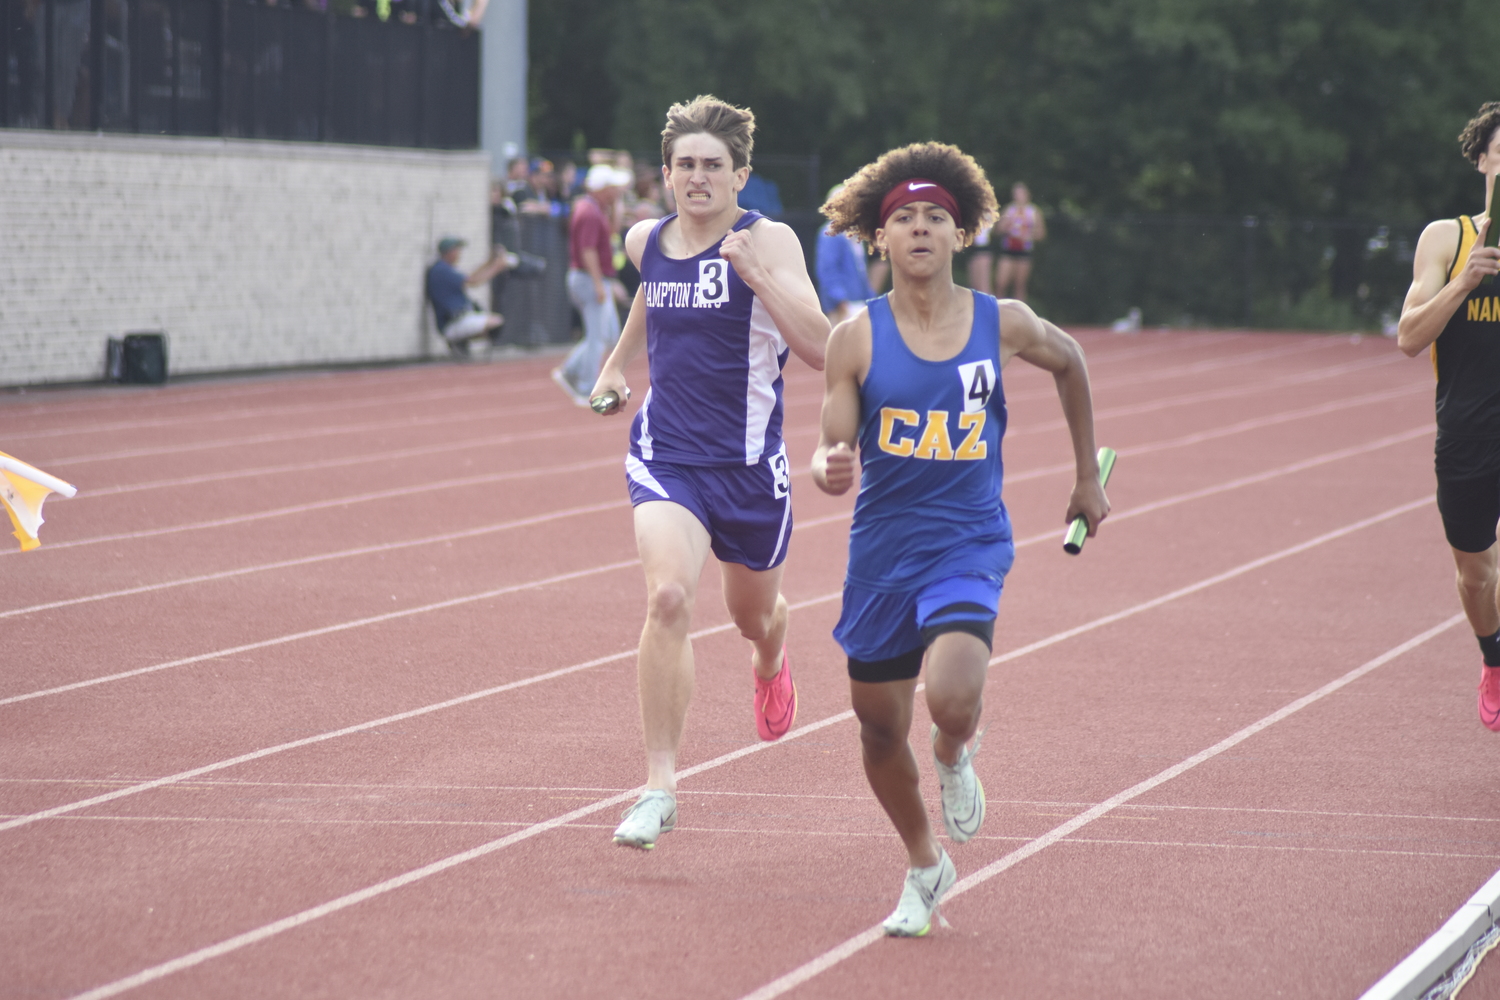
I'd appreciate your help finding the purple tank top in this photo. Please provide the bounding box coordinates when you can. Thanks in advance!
[629,211,790,467]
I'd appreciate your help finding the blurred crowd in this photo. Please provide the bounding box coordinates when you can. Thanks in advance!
[493,149,672,300]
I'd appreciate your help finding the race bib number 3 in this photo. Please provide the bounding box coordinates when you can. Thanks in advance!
[770,449,791,499]
[957,359,997,414]
[695,259,731,307]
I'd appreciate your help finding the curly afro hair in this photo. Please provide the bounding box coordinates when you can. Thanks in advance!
[821,142,997,248]
[1460,102,1500,165]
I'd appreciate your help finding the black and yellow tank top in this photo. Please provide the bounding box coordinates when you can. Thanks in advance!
[1435,215,1500,439]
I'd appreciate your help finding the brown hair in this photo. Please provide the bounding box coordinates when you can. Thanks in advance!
[1460,102,1500,165]
[660,95,756,171]
[821,142,997,247]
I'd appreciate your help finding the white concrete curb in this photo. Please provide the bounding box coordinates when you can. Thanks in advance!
[1360,868,1500,1000]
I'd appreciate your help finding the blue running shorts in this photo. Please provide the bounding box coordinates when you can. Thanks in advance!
[625,444,792,571]
[834,573,1003,681]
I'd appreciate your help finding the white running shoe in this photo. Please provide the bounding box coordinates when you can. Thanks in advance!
[882,849,957,937]
[932,723,986,843]
[612,789,676,849]
[550,367,592,408]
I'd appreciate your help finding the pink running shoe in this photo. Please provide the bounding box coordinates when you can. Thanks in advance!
[1480,665,1500,732]
[754,648,797,741]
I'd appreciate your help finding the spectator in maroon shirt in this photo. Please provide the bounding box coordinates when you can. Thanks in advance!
[552,164,631,405]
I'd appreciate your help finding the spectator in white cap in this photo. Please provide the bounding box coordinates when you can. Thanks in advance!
[553,164,632,404]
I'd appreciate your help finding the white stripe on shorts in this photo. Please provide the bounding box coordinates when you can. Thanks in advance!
[625,454,670,498]
[767,487,792,567]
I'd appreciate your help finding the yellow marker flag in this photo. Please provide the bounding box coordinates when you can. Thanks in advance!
[0,451,77,552]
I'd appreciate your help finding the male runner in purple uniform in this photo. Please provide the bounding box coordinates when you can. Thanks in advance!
[591,96,831,849]
[1397,101,1500,731]
[812,143,1108,935]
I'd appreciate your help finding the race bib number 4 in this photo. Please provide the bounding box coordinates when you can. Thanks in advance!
[957,359,996,414]
[695,259,731,307]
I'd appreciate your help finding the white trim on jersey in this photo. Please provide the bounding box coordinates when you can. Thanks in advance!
[743,297,788,466]
[625,454,670,498]
[635,387,656,461]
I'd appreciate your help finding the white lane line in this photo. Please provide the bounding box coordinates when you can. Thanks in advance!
[36,400,576,468]
[0,357,554,424]
[0,586,849,833]
[737,612,1467,1000]
[19,817,1499,869]
[71,379,1423,502]
[0,510,850,705]
[76,428,616,498]
[1096,426,1432,527]
[59,703,859,1000]
[1008,351,1408,444]
[1002,335,1343,405]
[0,329,1210,439]
[4,388,1429,615]
[0,457,626,557]
[0,436,1431,706]
[0,499,625,620]
[0,559,636,711]
[29,347,1397,472]
[1005,409,1428,492]
[27,499,1443,1000]
[3,494,1440,883]
[988,496,1435,667]
[15,779,1498,828]
[2,377,558,443]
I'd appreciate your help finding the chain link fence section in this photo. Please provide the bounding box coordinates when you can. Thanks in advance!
[1029,213,1423,332]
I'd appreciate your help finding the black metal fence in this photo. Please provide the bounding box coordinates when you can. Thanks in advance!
[1026,214,1422,332]
[491,209,572,348]
[2,0,478,146]
[485,206,1424,346]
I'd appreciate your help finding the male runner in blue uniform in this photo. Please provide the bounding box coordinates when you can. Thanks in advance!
[591,96,831,849]
[1398,101,1500,731]
[812,143,1109,935]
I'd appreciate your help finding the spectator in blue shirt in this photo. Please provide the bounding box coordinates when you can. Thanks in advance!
[815,185,874,324]
[425,236,513,357]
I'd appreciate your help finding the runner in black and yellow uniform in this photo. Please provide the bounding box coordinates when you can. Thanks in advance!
[1399,101,1500,731]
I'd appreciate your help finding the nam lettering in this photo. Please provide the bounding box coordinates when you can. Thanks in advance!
[1468,296,1500,322]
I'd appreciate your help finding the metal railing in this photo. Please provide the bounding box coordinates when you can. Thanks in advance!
[2,0,478,147]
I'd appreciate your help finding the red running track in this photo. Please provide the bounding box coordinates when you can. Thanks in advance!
[3,329,1497,1000]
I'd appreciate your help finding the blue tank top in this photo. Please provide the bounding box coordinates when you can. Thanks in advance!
[847,291,1014,592]
[629,210,790,467]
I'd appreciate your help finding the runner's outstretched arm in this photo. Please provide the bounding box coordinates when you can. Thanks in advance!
[1000,301,1109,534]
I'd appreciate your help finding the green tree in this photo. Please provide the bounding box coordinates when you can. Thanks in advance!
[532,0,1500,221]
[528,0,1500,324]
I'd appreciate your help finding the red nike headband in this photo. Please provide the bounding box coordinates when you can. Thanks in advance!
[879,178,961,227]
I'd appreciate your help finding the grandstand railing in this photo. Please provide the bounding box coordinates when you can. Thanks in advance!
[1,0,478,148]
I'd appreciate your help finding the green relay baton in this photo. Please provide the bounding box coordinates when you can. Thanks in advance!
[1485,177,1500,285]
[1063,447,1116,555]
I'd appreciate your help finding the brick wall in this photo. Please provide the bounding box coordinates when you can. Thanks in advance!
[0,130,492,387]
